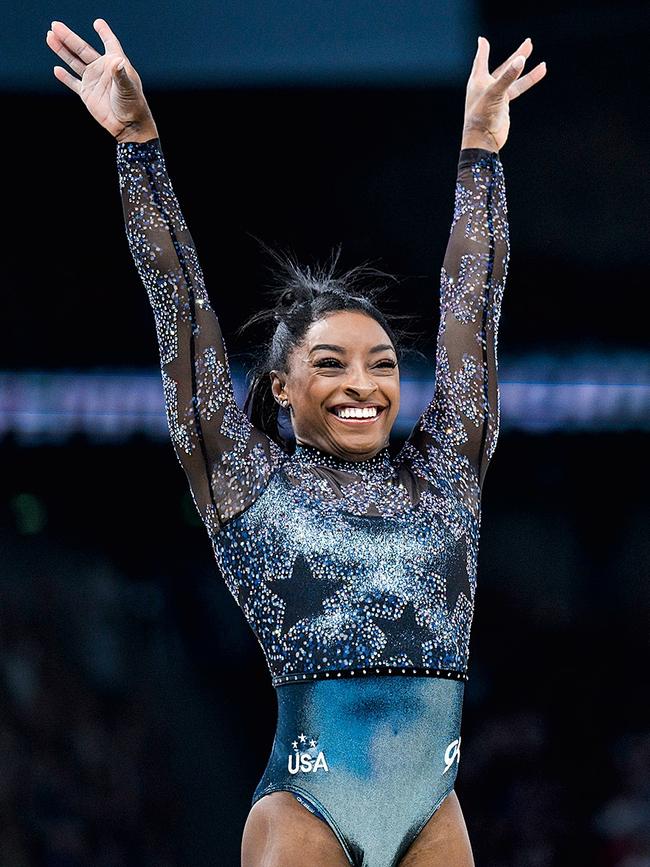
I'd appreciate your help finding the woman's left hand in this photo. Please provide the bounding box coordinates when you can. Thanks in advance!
[461,36,547,152]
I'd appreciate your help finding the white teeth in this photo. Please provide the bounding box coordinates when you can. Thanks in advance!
[335,406,379,419]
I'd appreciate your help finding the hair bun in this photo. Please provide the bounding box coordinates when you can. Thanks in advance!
[276,285,313,314]
[278,288,297,308]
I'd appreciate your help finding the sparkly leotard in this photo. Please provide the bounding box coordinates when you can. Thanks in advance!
[117,138,508,866]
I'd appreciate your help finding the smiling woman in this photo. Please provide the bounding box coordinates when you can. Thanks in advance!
[282,310,400,455]
[45,14,546,866]
[114,133,506,866]
[235,245,413,462]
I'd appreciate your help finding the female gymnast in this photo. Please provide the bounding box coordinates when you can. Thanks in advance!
[46,18,546,866]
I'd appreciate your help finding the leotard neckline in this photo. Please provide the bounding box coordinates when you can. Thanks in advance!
[291,442,394,479]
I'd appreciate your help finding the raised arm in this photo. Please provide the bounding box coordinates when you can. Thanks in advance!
[398,146,509,493]
[396,35,546,498]
[45,19,285,531]
[117,137,285,531]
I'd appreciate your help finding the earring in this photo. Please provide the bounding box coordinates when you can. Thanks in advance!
[277,396,290,409]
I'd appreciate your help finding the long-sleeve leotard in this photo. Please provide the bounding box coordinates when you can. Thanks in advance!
[116,139,508,532]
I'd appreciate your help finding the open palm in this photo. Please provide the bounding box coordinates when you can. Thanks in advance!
[464,36,547,151]
[45,18,155,140]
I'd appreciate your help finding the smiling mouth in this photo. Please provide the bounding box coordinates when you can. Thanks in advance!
[328,406,387,424]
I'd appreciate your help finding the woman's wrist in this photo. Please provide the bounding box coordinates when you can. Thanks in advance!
[115,120,159,144]
[461,126,499,153]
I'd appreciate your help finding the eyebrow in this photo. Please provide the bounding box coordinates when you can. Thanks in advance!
[308,343,396,355]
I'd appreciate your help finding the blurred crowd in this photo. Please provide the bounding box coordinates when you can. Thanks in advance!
[460,706,650,866]
[0,532,177,867]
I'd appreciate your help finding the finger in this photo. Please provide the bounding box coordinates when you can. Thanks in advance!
[473,35,490,76]
[491,37,533,80]
[508,61,547,100]
[53,65,81,95]
[490,54,526,97]
[93,18,126,56]
[46,29,87,77]
[50,20,101,66]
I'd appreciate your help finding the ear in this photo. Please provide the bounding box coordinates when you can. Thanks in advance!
[269,370,287,402]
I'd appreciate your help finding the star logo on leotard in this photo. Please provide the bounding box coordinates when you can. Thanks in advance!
[269,553,343,634]
[376,598,433,663]
[291,733,318,751]
[287,733,328,774]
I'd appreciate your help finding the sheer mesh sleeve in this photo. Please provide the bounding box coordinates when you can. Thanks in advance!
[397,147,510,498]
[116,137,285,532]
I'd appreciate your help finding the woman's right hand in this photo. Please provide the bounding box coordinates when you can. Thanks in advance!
[45,18,158,143]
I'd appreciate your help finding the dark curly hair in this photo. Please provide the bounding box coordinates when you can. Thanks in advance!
[235,239,422,450]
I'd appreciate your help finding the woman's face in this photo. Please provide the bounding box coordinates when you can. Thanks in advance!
[271,310,400,460]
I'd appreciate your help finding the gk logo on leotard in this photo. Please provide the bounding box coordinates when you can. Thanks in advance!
[287,732,329,775]
[443,737,461,774]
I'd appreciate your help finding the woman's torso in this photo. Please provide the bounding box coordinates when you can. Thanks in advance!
[211,441,481,686]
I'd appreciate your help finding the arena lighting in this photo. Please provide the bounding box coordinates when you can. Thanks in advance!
[0,352,648,445]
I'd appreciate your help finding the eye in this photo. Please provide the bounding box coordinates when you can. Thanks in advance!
[313,357,397,369]
[314,357,343,368]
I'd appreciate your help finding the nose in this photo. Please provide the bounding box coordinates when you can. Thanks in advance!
[343,376,378,401]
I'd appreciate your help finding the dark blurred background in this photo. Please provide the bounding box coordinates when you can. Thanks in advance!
[2,1,649,865]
